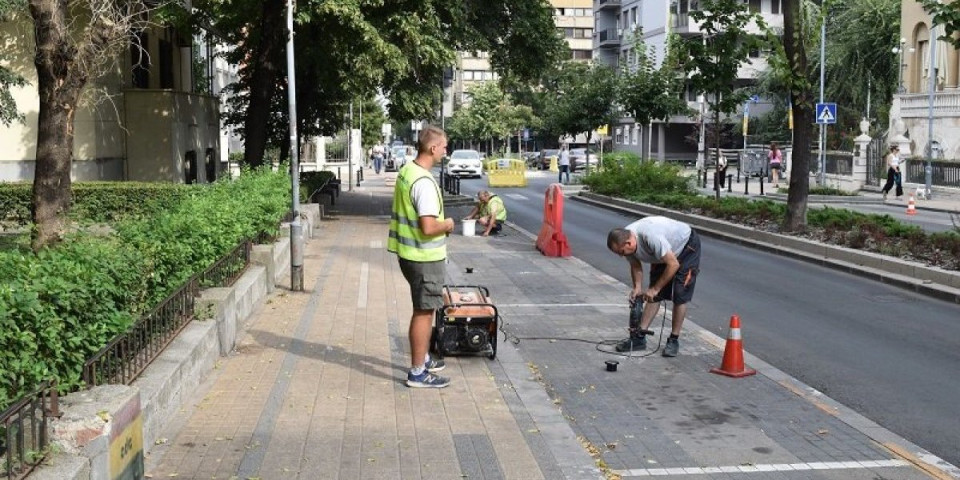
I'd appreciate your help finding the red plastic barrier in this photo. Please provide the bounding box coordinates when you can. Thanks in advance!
[535,183,571,257]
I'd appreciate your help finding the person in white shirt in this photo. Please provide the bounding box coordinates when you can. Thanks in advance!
[371,142,386,174]
[881,144,903,200]
[607,216,701,357]
[558,144,571,184]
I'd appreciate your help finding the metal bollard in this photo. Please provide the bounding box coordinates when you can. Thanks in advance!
[455,177,461,195]
[759,179,765,196]
[744,176,750,195]
[702,169,708,188]
[727,175,733,192]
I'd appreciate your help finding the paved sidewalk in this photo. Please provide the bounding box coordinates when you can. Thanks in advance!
[144,169,958,480]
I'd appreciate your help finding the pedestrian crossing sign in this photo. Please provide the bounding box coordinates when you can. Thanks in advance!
[816,103,837,124]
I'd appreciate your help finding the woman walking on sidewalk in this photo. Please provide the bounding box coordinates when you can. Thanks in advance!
[768,142,783,188]
[881,144,903,200]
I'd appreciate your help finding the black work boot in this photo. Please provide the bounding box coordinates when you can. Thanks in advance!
[615,335,647,352]
[662,337,680,357]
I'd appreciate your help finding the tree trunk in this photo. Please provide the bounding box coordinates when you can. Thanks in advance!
[242,0,286,168]
[29,0,87,250]
[782,0,812,231]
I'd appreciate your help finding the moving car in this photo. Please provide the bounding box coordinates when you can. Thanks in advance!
[446,149,483,178]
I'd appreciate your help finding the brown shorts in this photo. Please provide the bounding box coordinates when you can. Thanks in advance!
[398,258,446,310]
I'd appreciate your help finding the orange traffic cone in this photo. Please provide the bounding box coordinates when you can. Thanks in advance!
[906,195,917,215]
[710,315,757,378]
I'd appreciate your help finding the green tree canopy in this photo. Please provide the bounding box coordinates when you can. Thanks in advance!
[542,62,619,142]
[618,33,691,128]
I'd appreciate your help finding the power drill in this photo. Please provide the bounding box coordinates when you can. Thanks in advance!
[629,298,655,337]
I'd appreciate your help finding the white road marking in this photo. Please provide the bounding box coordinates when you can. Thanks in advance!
[505,193,528,200]
[358,262,368,308]
[369,240,382,248]
[616,459,909,477]
[497,303,624,307]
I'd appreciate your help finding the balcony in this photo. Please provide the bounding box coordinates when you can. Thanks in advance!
[597,28,621,49]
[671,13,701,35]
[898,91,960,118]
[596,0,621,11]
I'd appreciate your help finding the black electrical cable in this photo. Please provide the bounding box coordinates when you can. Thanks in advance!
[497,302,671,358]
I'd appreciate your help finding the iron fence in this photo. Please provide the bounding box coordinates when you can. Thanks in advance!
[199,241,251,289]
[866,137,885,186]
[83,277,199,387]
[1,381,58,480]
[906,159,960,187]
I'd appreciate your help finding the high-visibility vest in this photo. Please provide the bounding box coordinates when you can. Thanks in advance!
[387,162,446,262]
[481,195,507,221]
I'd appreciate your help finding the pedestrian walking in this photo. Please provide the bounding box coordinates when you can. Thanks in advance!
[768,142,783,188]
[387,125,454,388]
[881,144,904,200]
[558,144,571,184]
[606,216,701,357]
[371,141,385,174]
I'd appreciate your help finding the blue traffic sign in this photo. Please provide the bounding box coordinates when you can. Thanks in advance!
[816,103,837,124]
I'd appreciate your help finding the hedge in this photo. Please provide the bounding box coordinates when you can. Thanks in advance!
[0,182,192,227]
[0,167,290,410]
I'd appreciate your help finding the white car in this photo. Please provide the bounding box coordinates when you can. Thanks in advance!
[447,149,483,178]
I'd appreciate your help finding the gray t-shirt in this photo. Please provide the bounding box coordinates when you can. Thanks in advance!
[625,217,692,264]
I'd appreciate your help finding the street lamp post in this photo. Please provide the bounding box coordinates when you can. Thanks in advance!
[925,25,938,199]
[697,94,706,173]
[893,38,907,94]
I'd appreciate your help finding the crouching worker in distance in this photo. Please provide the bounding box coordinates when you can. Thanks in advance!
[464,190,507,236]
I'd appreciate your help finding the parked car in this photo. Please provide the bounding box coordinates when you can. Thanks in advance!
[570,148,599,172]
[386,145,414,172]
[537,149,560,170]
[446,149,483,178]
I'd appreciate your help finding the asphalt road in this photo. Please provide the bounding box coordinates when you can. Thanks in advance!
[457,172,960,467]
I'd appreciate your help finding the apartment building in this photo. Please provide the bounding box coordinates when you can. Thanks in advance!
[594,0,783,161]
[444,0,595,115]
[0,13,229,183]
[890,0,960,160]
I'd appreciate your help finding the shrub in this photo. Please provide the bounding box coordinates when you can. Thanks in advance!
[0,182,191,227]
[0,167,290,409]
[584,154,695,199]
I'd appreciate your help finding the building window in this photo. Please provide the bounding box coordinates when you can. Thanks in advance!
[572,50,593,60]
[616,127,623,144]
[159,38,174,89]
[744,0,761,13]
[632,126,639,145]
[130,31,150,89]
[771,0,780,14]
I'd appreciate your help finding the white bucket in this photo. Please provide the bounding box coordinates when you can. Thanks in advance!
[462,219,476,236]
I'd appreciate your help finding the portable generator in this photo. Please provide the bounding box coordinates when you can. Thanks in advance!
[432,285,499,360]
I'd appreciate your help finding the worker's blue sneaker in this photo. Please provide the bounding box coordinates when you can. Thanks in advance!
[406,371,450,388]
[615,335,646,352]
[425,357,446,373]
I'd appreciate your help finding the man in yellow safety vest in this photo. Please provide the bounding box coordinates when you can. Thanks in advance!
[387,125,454,388]
[464,190,507,236]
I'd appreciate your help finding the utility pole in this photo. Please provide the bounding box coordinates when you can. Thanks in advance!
[925,24,937,199]
[285,0,303,291]
[818,10,826,187]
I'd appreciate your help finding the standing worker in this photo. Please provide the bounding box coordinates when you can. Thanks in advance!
[606,216,701,357]
[388,125,454,388]
[558,144,571,184]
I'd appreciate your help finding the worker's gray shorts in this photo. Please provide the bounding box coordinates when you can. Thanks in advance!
[398,258,446,310]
